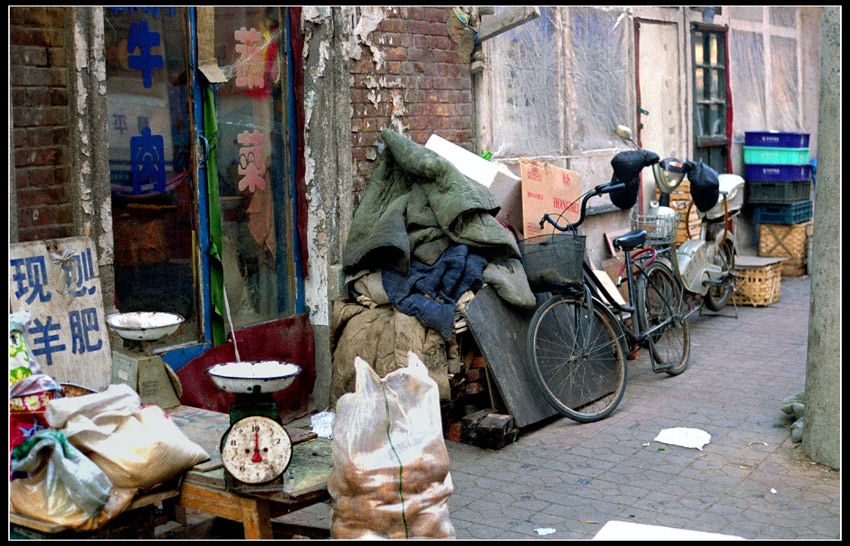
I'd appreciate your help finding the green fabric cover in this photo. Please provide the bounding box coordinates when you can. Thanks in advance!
[203,85,225,346]
[343,129,520,275]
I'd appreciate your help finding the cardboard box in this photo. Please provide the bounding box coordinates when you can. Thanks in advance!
[425,134,522,231]
[518,158,581,238]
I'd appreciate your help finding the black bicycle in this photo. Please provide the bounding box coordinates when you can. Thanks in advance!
[520,158,695,423]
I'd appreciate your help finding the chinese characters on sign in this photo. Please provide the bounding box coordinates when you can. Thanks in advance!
[9,237,113,390]
[237,131,266,192]
[234,27,266,89]
[131,127,167,193]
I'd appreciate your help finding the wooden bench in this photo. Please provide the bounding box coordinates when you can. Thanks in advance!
[10,405,333,540]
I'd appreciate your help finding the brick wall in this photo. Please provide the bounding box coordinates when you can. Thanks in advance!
[10,7,74,242]
[349,6,474,203]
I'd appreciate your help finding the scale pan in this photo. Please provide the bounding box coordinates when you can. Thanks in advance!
[106,312,185,341]
[207,361,302,394]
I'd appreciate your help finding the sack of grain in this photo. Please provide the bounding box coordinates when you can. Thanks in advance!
[328,352,455,539]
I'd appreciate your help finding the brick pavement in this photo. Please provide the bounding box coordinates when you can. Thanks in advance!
[445,275,841,539]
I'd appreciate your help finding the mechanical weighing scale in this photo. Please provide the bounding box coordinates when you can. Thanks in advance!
[105,311,185,408]
[207,360,302,493]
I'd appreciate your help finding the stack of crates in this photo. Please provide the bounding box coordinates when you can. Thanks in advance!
[744,131,813,277]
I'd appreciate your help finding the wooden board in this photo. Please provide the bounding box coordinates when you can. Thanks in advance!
[168,405,317,472]
[461,286,558,428]
[183,437,333,501]
[9,236,112,390]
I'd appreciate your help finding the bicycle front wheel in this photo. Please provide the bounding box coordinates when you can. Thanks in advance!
[637,261,690,375]
[527,294,628,423]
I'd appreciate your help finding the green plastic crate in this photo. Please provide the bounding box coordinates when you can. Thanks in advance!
[744,146,810,165]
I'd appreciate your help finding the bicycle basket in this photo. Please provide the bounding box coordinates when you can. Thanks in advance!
[630,209,681,245]
[518,232,586,291]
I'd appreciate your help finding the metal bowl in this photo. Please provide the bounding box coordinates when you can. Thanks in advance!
[207,361,302,394]
[105,312,185,341]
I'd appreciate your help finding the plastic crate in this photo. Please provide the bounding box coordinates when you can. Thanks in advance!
[743,146,810,165]
[753,200,813,224]
[744,164,811,182]
[747,179,812,204]
[744,131,810,148]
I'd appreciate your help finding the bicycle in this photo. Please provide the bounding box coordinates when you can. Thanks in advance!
[520,159,696,423]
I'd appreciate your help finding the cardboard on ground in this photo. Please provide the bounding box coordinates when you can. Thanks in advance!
[425,134,523,232]
[519,158,581,238]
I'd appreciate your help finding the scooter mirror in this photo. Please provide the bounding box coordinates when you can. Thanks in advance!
[615,125,633,140]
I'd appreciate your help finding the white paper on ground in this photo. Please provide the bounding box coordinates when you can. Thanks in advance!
[654,427,712,450]
[593,521,744,540]
[310,410,336,439]
[535,528,556,536]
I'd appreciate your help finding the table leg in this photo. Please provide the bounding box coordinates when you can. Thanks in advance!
[239,496,273,539]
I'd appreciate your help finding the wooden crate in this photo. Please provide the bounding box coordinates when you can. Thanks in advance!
[656,180,701,245]
[759,221,813,262]
[731,256,783,307]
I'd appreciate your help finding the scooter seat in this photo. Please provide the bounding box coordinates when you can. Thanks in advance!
[614,230,647,251]
[700,173,745,220]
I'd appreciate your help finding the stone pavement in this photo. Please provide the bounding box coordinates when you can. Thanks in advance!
[445,275,841,539]
[276,275,839,539]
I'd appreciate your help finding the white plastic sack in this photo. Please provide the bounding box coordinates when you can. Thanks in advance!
[45,384,209,490]
[328,352,455,539]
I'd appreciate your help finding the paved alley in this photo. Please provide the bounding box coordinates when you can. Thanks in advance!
[445,276,840,539]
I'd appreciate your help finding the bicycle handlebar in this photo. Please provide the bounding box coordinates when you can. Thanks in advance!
[539,182,626,232]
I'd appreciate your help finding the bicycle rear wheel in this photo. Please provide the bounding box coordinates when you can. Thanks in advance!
[637,261,690,375]
[527,293,628,423]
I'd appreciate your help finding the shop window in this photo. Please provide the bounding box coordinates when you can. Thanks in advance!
[692,25,729,172]
[210,7,296,329]
[105,7,299,347]
[105,7,199,346]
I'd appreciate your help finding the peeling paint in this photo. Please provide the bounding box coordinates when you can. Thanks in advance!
[347,6,385,70]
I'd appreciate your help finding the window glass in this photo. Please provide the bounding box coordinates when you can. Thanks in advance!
[212,7,294,329]
[104,7,199,346]
[770,7,797,28]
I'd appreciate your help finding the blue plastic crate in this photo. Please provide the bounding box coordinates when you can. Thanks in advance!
[745,164,811,182]
[753,200,813,224]
[744,131,810,148]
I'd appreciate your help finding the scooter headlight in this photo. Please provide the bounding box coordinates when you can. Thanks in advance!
[653,158,687,194]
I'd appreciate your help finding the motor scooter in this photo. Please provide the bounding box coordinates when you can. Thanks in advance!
[615,125,745,312]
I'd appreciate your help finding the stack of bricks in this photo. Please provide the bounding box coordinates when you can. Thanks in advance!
[349,6,474,205]
[11,7,74,243]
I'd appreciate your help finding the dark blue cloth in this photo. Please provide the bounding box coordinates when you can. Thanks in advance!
[382,245,487,339]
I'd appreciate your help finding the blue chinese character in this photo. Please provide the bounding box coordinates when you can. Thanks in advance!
[127,20,163,88]
[69,308,103,355]
[28,317,66,367]
[10,256,52,304]
[130,126,166,194]
[61,248,97,297]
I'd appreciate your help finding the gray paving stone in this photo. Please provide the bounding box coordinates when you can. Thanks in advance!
[443,277,838,540]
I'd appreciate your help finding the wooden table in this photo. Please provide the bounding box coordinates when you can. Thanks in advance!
[169,405,334,539]
[10,405,333,540]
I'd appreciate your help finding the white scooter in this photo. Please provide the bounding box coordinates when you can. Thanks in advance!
[616,125,745,312]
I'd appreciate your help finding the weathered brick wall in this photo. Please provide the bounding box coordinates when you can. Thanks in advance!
[349,6,474,204]
[10,7,74,242]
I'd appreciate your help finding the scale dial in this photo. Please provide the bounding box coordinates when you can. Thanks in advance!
[221,415,292,484]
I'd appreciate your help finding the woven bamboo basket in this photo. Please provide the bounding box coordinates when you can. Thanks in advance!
[731,261,782,307]
[759,221,813,262]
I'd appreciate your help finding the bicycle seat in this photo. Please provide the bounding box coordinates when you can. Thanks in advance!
[613,230,647,251]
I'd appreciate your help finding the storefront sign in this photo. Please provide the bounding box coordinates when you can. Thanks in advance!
[9,237,112,390]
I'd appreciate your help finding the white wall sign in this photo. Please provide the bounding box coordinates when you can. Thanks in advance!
[9,236,112,390]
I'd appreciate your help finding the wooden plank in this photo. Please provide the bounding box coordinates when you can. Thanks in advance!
[461,286,558,428]
[477,6,540,42]
[169,405,318,472]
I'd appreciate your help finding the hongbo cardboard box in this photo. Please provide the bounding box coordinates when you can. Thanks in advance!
[518,158,581,238]
[425,134,523,232]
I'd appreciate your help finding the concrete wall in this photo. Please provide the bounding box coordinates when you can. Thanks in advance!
[302,6,477,408]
